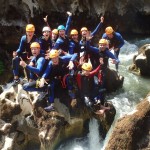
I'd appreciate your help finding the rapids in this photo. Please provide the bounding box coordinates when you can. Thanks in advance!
[56,37,150,150]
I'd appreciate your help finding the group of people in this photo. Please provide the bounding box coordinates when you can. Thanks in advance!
[12,11,124,115]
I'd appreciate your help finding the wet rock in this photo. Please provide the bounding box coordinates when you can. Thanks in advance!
[105,92,150,150]
[0,0,150,46]
[129,44,150,76]
[0,83,117,150]
[105,68,124,92]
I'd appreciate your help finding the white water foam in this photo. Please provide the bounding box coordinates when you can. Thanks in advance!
[88,118,103,150]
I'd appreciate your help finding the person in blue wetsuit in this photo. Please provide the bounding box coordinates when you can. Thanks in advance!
[12,24,39,85]
[39,50,77,112]
[43,15,58,48]
[20,42,47,92]
[39,26,52,55]
[102,26,124,71]
[53,11,72,55]
[79,17,104,65]
[86,38,119,88]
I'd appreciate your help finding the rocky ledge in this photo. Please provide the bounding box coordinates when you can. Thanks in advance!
[0,68,123,150]
[129,44,150,76]
[105,92,150,150]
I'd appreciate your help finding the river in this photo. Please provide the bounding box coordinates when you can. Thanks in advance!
[56,37,150,150]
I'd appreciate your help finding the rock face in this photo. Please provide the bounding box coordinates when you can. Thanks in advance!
[105,92,150,150]
[129,44,150,76]
[0,79,118,150]
[0,0,150,46]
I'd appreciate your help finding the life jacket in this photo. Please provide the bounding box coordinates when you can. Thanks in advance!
[39,36,52,53]
[76,73,94,97]
[98,50,109,69]
[49,58,69,80]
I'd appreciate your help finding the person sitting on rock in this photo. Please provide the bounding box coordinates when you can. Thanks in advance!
[39,49,77,112]
[76,62,110,114]
[86,38,119,88]
[102,26,124,71]
[12,24,39,85]
[20,42,47,93]
[53,11,72,55]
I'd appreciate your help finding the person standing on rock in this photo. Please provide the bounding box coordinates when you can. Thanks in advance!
[39,49,77,112]
[86,38,119,89]
[12,24,39,85]
[102,26,124,71]
[53,11,72,55]
[20,42,47,92]
[79,16,104,66]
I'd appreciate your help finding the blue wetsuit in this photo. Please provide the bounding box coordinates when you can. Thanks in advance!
[23,54,47,91]
[42,54,77,104]
[80,22,103,53]
[12,34,38,76]
[53,16,71,53]
[87,42,119,88]
[102,32,124,70]
[39,36,52,54]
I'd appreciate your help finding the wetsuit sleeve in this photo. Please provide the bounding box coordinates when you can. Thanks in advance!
[86,41,99,54]
[69,42,75,54]
[91,22,103,37]
[105,49,120,63]
[53,38,62,50]
[16,35,26,56]
[26,57,45,75]
[61,53,77,62]
[65,16,71,35]
[101,33,107,39]
[42,61,52,79]
[115,33,124,49]
[89,65,101,77]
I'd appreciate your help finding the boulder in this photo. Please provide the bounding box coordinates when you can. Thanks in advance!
[129,44,150,76]
[0,83,117,150]
[105,68,124,92]
[105,92,150,150]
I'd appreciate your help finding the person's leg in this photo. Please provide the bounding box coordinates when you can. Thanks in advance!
[44,81,55,111]
[12,57,20,85]
[114,49,120,71]
[65,75,77,107]
[23,81,46,91]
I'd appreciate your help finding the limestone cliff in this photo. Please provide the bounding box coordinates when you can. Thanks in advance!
[0,0,150,45]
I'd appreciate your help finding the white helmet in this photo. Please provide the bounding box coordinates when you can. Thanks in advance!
[42,26,51,32]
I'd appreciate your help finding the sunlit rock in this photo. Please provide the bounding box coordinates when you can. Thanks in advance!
[105,92,150,150]
[0,82,118,150]
[129,44,150,76]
